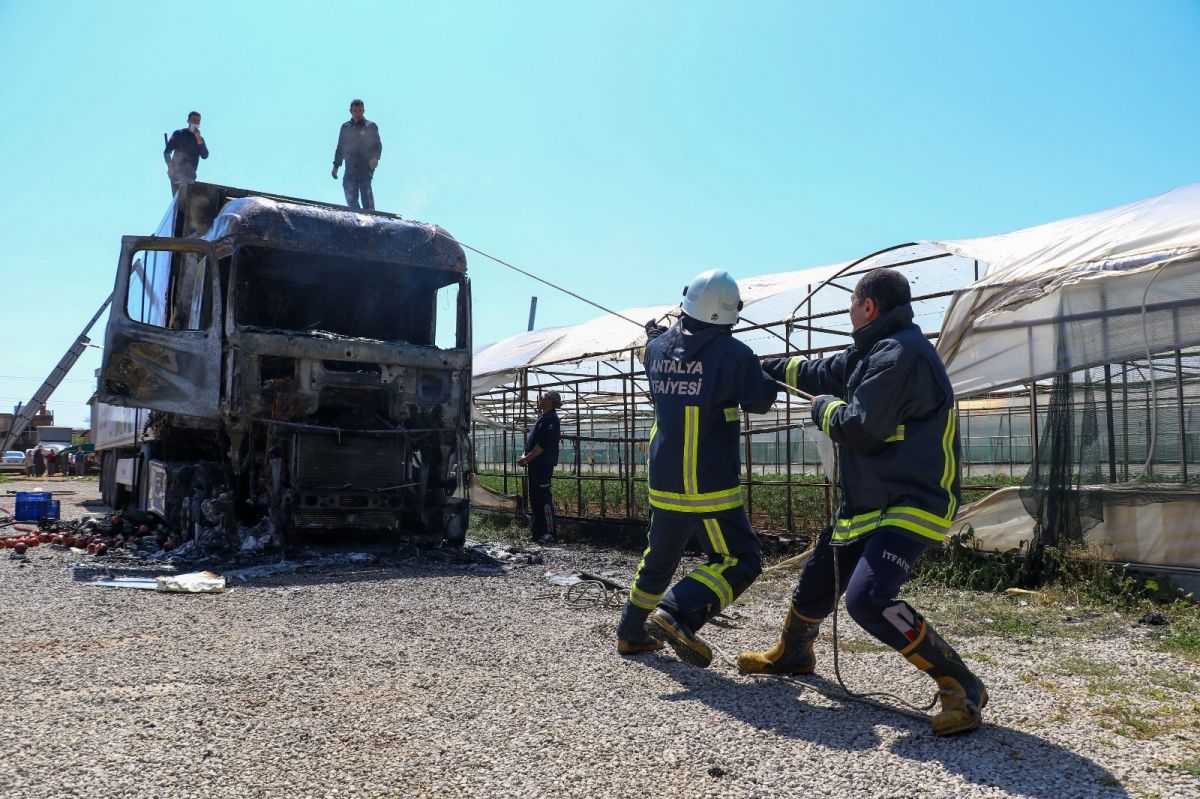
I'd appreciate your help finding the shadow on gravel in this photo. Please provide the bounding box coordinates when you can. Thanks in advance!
[642,659,1129,798]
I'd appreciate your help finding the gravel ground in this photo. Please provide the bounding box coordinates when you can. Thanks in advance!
[2,481,1199,799]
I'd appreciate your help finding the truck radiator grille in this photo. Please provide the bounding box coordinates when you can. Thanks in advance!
[292,509,400,529]
[294,433,406,489]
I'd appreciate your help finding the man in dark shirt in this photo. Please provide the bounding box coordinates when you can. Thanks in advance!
[518,391,561,544]
[164,111,209,196]
[331,99,382,211]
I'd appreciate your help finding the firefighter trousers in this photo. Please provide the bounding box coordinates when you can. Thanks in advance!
[791,525,931,650]
[628,510,762,633]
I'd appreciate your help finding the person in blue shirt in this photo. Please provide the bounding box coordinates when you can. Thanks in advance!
[739,267,987,736]
[518,391,561,544]
[616,270,777,663]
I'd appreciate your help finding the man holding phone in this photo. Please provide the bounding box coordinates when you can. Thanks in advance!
[164,111,209,196]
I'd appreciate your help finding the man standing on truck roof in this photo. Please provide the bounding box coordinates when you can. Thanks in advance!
[332,99,382,211]
[164,111,209,196]
[518,391,561,545]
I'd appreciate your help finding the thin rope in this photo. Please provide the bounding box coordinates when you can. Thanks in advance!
[437,232,643,328]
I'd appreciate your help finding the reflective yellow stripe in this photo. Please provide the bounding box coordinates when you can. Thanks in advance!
[702,517,730,556]
[648,486,742,502]
[648,485,743,513]
[697,564,735,606]
[683,406,699,495]
[723,407,740,423]
[939,408,958,519]
[785,356,804,388]
[649,419,658,446]
[831,504,954,544]
[705,518,740,588]
[884,424,905,443]
[687,567,733,609]
[630,536,663,610]
[648,495,744,513]
[821,399,847,435]
[629,586,663,610]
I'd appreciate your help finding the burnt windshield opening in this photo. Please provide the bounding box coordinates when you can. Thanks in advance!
[234,246,460,344]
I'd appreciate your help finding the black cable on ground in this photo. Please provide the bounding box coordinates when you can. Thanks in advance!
[828,547,939,715]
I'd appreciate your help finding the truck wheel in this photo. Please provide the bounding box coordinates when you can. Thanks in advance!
[101,452,131,511]
[100,453,116,503]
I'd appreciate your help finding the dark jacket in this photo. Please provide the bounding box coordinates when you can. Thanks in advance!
[763,303,961,546]
[645,316,777,515]
[526,410,561,468]
[164,128,209,177]
[333,118,382,169]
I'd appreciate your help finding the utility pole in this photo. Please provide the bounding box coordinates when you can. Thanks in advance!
[527,296,538,332]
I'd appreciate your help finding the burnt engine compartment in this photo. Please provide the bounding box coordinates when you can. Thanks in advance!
[141,344,468,551]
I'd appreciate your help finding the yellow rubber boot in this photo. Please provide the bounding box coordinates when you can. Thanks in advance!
[617,637,664,655]
[736,606,822,675]
[900,620,989,736]
[616,603,665,656]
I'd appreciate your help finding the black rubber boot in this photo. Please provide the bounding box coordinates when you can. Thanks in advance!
[900,618,989,736]
[616,603,664,655]
[645,607,712,668]
[736,605,822,675]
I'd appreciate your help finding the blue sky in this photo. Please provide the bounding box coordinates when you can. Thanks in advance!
[1,0,1198,427]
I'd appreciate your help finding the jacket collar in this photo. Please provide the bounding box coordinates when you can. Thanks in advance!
[851,303,914,349]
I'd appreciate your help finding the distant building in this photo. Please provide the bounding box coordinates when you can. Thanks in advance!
[0,404,58,452]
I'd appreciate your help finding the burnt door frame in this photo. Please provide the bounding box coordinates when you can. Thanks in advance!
[99,235,223,417]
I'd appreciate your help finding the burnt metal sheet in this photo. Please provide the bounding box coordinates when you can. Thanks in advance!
[230,331,471,370]
[206,196,467,271]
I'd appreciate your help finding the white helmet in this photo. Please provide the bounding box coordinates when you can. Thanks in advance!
[681,269,742,325]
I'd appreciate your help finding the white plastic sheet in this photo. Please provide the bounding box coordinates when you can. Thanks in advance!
[933,183,1200,396]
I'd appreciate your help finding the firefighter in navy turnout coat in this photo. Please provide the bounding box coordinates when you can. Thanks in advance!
[616,270,777,665]
[519,391,562,544]
[738,268,988,736]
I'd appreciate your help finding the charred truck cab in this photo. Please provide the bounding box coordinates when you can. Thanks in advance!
[95,182,471,548]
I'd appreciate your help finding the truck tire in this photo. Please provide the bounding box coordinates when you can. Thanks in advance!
[101,452,131,511]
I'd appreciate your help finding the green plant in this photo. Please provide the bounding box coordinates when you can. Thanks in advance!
[912,526,1028,592]
[1156,606,1200,660]
[467,512,527,543]
[1050,657,1118,679]
[1168,759,1200,778]
[1145,668,1196,693]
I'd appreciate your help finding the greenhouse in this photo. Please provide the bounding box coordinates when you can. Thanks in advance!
[469,183,1200,580]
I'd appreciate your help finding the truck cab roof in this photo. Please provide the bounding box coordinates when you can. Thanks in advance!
[170,183,467,272]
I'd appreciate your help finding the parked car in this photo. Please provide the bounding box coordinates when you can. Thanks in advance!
[1,450,27,472]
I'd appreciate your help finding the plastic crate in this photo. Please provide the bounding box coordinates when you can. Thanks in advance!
[14,492,54,522]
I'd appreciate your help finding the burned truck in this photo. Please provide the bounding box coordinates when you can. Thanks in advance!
[94,182,471,548]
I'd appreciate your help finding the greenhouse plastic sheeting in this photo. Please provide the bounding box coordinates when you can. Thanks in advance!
[956,485,1200,570]
[471,261,864,390]
[933,183,1200,396]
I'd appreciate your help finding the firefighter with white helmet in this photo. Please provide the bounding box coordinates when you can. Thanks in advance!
[616,269,777,664]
